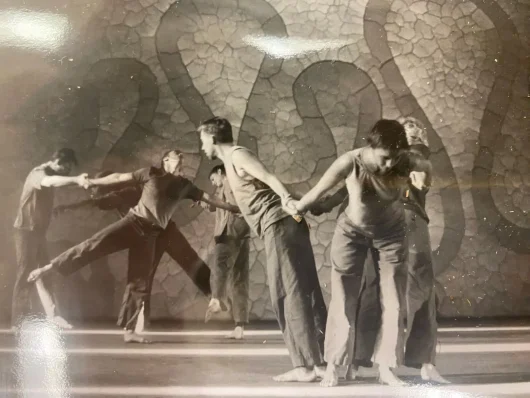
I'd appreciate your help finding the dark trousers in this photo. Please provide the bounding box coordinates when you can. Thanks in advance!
[263,217,327,368]
[325,213,407,368]
[354,210,437,368]
[12,229,50,325]
[51,213,161,331]
[142,221,212,323]
[211,218,250,324]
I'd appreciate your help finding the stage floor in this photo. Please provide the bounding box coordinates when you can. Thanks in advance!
[1,322,530,397]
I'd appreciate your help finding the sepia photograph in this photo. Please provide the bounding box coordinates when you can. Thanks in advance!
[0,0,529,396]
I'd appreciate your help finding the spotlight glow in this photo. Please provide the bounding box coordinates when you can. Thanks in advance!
[243,35,353,59]
[0,9,70,52]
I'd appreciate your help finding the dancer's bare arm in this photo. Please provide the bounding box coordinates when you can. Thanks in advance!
[296,154,353,213]
[201,193,239,213]
[41,174,88,188]
[87,172,135,187]
[311,186,349,215]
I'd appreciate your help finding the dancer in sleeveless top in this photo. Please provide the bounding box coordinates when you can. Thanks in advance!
[291,120,431,386]
[352,117,449,384]
[198,117,327,382]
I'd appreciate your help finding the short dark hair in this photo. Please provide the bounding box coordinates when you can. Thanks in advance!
[160,149,182,167]
[367,120,409,152]
[209,164,226,177]
[52,148,78,165]
[199,117,233,144]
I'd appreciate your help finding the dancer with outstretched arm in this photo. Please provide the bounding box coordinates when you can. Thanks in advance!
[54,170,212,329]
[12,148,87,328]
[27,150,238,343]
[352,117,450,384]
[291,119,431,387]
[198,117,327,382]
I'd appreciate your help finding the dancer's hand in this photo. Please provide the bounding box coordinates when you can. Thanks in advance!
[27,268,45,283]
[410,171,428,191]
[282,198,299,216]
[76,173,90,189]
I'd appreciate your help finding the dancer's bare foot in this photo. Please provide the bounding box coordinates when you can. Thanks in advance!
[205,298,222,323]
[49,316,73,330]
[225,325,244,340]
[378,365,406,386]
[421,363,450,384]
[320,363,339,387]
[314,365,326,379]
[345,364,357,381]
[124,331,150,344]
[273,367,317,382]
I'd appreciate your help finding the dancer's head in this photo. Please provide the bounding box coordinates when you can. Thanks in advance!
[398,116,428,147]
[366,119,409,175]
[209,165,226,188]
[161,150,183,175]
[48,148,78,176]
[198,117,233,160]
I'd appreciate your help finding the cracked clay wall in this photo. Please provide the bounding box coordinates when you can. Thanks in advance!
[0,0,528,322]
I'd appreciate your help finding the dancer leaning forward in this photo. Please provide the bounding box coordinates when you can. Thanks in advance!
[27,150,238,343]
[291,120,432,386]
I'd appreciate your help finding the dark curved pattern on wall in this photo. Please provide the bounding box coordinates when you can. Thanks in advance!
[289,60,382,193]
[467,0,529,253]
[364,0,466,275]
[156,0,286,222]
[82,59,159,172]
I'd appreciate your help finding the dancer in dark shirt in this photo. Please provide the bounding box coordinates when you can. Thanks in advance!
[28,150,238,343]
[12,148,87,328]
[203,165,251,339]
[54,170,212,329]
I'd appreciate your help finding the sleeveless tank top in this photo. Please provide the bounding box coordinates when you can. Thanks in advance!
[223,146,288,238]
[343,148,405,237]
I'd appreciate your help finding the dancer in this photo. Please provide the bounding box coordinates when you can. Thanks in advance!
[352,117,449,383]
[12,148,87,328]
[53,170,212,329]
[203,165,250,340]
[291,119,431,387]
[27,150,238,343]
[198,117,327,382]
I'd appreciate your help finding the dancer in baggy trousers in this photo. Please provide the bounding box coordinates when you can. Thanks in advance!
[292,120,431,386]
[54,170,212,329]
[203,165,251,340]
[11,148,88,328]
[199,117,327,382]
[28,150,238,343]
[352,117,449,383]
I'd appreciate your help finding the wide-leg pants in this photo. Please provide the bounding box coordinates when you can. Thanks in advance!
[325,213,407,368]
[263,217,327,368]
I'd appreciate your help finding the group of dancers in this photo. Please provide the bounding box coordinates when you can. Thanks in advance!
[12,114,450,386]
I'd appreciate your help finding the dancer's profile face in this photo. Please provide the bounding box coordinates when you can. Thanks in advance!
[200,131,215,160]
[50,159,73,176]
[209,171,224,188]
[370,148,396,175]
[163,151,183,175]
